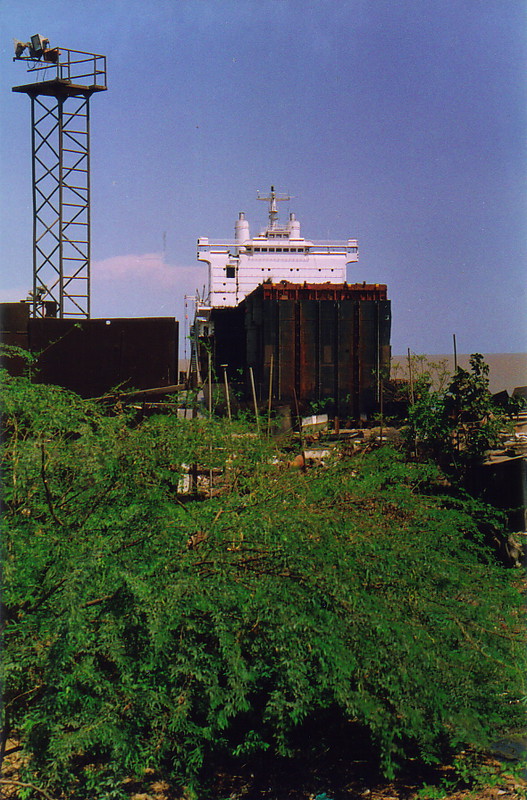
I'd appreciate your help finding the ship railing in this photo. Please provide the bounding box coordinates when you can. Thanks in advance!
[310,239,358,247]
[200,239,357,248]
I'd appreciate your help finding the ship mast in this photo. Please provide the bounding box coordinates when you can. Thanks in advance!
[257,185,291,230]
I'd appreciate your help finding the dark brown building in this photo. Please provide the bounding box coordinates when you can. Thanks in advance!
[1,302,178,398]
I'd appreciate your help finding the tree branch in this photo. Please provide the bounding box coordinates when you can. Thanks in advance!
[40,443,62,525]
[25,578,67,615]
[5,684,43,709]
[0,778,58,800]
[81,593,117,609]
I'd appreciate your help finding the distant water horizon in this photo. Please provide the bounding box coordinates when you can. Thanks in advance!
[391,353,527,395]
[178,353,526,396]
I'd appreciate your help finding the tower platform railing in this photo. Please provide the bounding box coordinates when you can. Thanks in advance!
[24,48,107,91]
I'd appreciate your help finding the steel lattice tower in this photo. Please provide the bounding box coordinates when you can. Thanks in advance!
[13,36,107,318]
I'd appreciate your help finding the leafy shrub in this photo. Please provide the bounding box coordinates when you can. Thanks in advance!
[407,354,509,472]
[1,372,525,797]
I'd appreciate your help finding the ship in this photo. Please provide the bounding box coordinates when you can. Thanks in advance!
[197,186,359,308]
[191,188,391,420]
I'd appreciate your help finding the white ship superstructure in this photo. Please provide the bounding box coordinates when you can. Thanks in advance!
[197,187,359,308]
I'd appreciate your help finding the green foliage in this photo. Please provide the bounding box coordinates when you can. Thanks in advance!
[418,749,527,799]
[407,354,509,471]
[0,343,39,366]
[1,370,526,797]
[392,354,452,394]
[306,397,335,415]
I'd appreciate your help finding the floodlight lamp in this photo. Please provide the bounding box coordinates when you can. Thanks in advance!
[29,33,49,58]
[13,39,29,58]
[43,47,59,63]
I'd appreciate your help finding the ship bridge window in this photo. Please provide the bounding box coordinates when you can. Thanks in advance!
[226,266,236,278]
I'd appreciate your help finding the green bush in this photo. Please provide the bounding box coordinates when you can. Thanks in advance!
[407,353,509,472]
[1,372,525,797]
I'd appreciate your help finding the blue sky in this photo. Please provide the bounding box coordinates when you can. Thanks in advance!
[1,0,526,356]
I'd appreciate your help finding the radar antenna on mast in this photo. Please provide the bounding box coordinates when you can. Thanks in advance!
[257,185,291,230]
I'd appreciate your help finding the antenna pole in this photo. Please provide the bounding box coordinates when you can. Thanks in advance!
[257,185,291,230]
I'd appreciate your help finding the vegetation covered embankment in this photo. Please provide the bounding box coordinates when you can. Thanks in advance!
[1,368,526,798]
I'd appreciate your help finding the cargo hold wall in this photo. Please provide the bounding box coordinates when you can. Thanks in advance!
[207,282,391,419]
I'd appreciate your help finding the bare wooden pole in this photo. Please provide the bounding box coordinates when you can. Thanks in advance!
[407,347,414,405]
[267,354,274,437]
[249,366,260,434]
[453,333,458,372]
[223,366,232,421]
[379,376,384,445]
[293,387,303,451]
[207,350,212,415]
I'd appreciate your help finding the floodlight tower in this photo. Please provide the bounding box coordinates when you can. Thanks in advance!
[12,35,107,318]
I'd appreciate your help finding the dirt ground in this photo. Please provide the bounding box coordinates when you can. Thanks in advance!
[1,745,526,800]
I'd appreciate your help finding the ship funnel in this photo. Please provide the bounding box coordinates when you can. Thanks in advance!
[235,211,250,243]
[288,212,301,238]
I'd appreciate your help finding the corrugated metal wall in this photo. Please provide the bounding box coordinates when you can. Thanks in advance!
[1,304,179,397]
[28,317,179,397]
